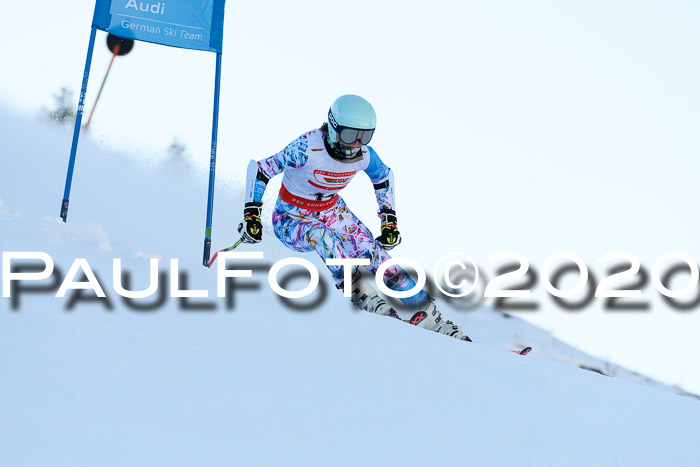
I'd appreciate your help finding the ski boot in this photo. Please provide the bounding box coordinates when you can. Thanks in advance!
[406,297,471,342]
[347,271,401,320]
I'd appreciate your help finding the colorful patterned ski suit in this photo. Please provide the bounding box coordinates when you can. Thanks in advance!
[251,128,427,307]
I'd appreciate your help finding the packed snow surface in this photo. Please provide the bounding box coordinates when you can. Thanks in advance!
[1,110,699,466]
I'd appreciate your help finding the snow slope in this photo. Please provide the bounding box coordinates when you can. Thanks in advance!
[2,109,700,466]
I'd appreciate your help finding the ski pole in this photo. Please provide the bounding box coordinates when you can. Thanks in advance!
[207,235,246,268]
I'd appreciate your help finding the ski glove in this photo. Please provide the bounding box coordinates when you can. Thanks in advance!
[238,202,263,243]
[375,208,402,250]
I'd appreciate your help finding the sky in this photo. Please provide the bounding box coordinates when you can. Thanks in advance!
[1,1,700,392]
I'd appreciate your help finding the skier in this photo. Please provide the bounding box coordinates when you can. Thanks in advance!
[237,94,470,341]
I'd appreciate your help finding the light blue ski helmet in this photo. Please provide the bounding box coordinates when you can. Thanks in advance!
[327,95,377,146]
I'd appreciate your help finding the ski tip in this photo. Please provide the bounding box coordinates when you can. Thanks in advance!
[509,346,532,356]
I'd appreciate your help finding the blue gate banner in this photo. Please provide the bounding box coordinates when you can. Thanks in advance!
[92,0,226,53]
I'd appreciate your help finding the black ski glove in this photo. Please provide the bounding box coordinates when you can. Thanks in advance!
[375,208,402,250]
[237,202,263,243]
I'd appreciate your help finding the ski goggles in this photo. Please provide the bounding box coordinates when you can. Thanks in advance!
[328,110,375,145]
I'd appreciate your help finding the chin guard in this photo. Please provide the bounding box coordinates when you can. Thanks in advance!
[324,135,365,163]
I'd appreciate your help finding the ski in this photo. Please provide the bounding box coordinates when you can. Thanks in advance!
[509,346,532,356]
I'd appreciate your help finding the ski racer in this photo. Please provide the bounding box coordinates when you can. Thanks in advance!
[237,94,470,341]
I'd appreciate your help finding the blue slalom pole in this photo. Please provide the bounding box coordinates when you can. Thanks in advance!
[203,52,223,267]
[61,25,98,222]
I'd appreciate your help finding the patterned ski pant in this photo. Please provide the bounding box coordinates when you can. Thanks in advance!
[272,196,427,308]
